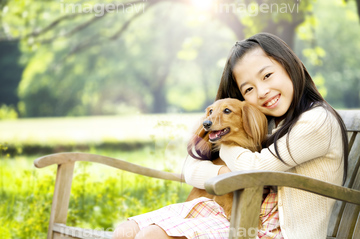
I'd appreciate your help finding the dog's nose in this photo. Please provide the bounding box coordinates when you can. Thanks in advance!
[203,120,212,130]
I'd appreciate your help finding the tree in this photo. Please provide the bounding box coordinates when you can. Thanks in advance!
[1,0,359,116]
[0,41,23,106]
[295,0,360,108]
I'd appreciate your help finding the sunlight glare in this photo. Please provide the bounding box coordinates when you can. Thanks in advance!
[190,0,214,11]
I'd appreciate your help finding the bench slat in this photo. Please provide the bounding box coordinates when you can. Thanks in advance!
[336,150,360,238]
[48,163,75,239]
[53,232,79,239]
[53,223,112,239]
[352,213,360,238]
[327,132,360,236]
[34,152,183,182]
[347,132,360,189]
[338,110,360,132]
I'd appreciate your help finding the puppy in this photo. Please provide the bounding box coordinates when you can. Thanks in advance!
[186,98,268,219]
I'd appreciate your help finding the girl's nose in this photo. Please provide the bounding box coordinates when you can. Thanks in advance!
[258,88,270,99]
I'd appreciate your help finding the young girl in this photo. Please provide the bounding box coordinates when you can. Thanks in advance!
[112,33,348,239]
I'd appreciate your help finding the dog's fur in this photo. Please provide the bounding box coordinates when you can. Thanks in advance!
[186,98,268,219]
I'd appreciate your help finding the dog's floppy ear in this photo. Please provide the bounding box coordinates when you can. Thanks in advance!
[242,103,268,150]
[187,118,213,160]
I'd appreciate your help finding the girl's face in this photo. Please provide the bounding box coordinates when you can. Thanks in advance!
[233,48,294,118]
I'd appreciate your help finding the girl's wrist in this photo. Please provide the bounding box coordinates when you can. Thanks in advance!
[218,166,231,175]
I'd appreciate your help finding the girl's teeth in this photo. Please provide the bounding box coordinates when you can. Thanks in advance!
[266,97,278,107]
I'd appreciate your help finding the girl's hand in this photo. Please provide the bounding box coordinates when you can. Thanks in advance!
[218,166,231,175]
[217,166,270,199]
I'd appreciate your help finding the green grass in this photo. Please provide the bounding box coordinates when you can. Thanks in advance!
[0,151,193,238]
[0,113,201,146]
[0,114,201,239]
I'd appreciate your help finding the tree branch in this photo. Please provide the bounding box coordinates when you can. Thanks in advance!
[0,0,156,42]
[63,0,159,59]
[30,14,80,37]
[0,13,83,42]
[39,14,106,44]
[109,2,155,40]
[215,11,244,40]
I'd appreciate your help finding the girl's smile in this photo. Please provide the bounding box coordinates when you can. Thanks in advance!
[232,48,294,118]
[263,94,280,108]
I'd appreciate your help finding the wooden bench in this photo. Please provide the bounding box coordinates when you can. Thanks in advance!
[34,110,360,239]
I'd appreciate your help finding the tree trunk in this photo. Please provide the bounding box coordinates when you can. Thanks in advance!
[152,86,167,113]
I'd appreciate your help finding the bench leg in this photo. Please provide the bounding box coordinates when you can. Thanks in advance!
[229,186,263,239]
[47,162,75,239]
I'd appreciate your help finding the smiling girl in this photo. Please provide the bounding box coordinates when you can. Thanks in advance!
[113,33,348,239]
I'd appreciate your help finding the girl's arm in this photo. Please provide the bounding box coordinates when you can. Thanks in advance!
[184,106,341,188]
[220,106,341,172]
[183,156,224,189]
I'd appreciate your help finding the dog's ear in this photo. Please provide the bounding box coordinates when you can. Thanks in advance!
[242,103,268,150]
[187,118,212,160]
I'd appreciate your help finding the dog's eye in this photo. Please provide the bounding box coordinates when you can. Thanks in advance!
[209,109,213,115]
[224,108,232,114]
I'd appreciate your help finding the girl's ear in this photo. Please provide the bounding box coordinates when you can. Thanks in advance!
[242,103,268,150]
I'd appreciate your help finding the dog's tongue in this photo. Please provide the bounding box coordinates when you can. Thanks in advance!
[209,130,221,140]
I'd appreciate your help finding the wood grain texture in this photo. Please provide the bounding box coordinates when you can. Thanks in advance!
[328,132,360,237]
[34,152,184,182]
[338,110,360,132]
[48,162,75,239]
[205,170,360,205]
[229,187,263,239]
[52,223,112,239]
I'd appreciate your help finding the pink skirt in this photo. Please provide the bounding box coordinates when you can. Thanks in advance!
[129,197,229,238]
[129,192,283,239]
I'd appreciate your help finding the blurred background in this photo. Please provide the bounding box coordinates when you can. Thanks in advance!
[0,0,359,238]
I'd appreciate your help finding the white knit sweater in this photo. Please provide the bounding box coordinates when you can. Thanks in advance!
[183,106,344,239]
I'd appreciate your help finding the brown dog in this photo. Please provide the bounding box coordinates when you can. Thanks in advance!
[186,98,268,219]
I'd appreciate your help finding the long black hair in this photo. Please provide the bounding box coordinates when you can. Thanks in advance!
[216,33,348,184]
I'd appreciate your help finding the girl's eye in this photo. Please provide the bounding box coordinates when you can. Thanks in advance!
[209,109,213,115]
[244,87,253,94]
[264,73,272,79]
[224,108,232,114]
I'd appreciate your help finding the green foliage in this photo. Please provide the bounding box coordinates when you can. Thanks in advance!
[302,47,326,66]
[0,157,54,238]
[0,114,195,238]
[295,0,360,108]
[1,0,234,116]
[0,154,192,239]
[1,0,359,118]
[0,104,18,119]
[312,73,327,98]
[177,36,203,61]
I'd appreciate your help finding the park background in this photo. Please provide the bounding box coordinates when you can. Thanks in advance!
[1,0,360,238]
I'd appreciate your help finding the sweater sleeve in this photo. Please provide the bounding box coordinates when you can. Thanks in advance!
[220,107,337,172]
[183,155,224,189]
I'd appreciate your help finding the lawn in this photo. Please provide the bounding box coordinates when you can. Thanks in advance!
[0,113,201,239]
[0,113,201,146]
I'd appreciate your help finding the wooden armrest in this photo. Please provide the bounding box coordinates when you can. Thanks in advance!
[205,170,360,205]
[34,152,184,182]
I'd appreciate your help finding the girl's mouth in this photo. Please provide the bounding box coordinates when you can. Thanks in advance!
[263,94,280,108]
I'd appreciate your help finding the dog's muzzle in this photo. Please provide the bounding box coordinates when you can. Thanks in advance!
[203,120,212,131]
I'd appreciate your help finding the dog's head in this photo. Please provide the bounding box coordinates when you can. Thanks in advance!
[188,98,268,160]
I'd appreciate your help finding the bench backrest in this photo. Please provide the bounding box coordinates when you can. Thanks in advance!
[327,110,360,238]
